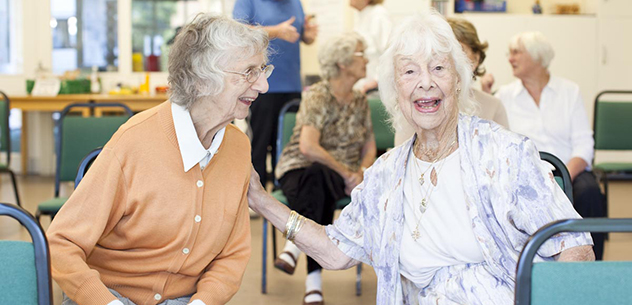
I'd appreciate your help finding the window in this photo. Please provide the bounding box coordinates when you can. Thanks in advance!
[51,0,118,74]
[131,0,202,72]
[0,0,21,74]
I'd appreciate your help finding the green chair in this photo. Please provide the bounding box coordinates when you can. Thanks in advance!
[35,103,132,223]
[0,91,21,207]
[368,97,394,154]
[0,203,52,305]
[539,151,573,203]
[74,147,102,187]
[515,218,632,305]
[261,99,359,294]
[592,90,632,212]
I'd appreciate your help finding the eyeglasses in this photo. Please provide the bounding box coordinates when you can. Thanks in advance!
[353,52,366,58]
[506,48,524,57]
[225,64,275,83]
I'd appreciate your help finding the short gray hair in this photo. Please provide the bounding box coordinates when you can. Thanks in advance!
[509,31,555,69]
[168,13,269,109]
[318,32,366,80]
[378,9,476,131]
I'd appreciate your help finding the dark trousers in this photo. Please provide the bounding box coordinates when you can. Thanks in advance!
[250,92,301,186]
[280,163,347,273]
[573,171,606,260]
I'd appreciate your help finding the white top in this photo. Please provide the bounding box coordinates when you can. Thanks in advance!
[495,76,594,166]
[399,148,484,288]
[354,4,391,88]
[171,102,225,172]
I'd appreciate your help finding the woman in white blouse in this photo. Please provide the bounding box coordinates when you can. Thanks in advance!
[495,31,606,260]
[248,10,595,304]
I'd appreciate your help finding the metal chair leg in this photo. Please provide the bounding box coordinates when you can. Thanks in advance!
[262,219,268,294]
[356,263,362,296]
[7,170,21,207]
[272,225,278,261]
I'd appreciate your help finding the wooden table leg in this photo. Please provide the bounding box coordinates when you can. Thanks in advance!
[20,112,28,174]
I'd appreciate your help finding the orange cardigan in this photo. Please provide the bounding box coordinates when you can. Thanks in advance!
[47,101,251,305]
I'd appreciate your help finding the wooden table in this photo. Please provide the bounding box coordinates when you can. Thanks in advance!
[10,94,168,173]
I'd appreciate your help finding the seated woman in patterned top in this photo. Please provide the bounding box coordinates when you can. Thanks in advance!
[249,9,594,305]
[272,33,377,305]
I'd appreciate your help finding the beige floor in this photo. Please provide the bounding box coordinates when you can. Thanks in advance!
[1,175,631,305]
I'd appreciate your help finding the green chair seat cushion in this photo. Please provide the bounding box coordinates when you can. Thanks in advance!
[594,162,632,173]
[37,197,68,213]
[271,189,352,210]
[532,261,632,305]
[0,241,38,305]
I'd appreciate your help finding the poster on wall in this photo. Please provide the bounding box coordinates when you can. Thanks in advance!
[455,0,506,13]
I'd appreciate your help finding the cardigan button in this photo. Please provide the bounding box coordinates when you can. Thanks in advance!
[196,180,204,187]
[154,293,162,301]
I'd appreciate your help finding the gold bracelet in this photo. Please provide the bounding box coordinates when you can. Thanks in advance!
[285,210,298,239]
[290,215,306,241]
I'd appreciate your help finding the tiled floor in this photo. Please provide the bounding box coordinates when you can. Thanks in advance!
[1,175,631,304]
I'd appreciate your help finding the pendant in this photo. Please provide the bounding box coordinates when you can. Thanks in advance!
[419,173,425,186]
[411,228,421,241]
[430,167,438,186]
[419,199,427,214]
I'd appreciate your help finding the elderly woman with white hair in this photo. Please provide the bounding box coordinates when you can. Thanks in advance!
[249,10,594,304]
[47,14,271,305]
[495,31,606,260]
[272,32,376,305]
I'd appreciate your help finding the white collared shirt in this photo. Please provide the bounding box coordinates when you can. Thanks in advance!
[496,76,594,166]
[354,4,391,86]
[171,102,225,172]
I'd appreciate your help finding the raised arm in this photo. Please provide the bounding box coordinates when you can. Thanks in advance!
[247,166,358,270]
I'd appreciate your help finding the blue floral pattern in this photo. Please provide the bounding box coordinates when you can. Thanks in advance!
[326,114,593,304]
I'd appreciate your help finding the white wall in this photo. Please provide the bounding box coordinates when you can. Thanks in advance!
[1,0,630,174]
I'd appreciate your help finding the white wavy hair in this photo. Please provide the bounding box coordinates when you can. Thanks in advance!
[318,32,366,80]
[168,13,269,109]
[509,31,555,69]
[378,9,476,131]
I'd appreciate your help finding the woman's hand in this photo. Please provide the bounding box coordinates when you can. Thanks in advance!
[343,170,363,195]
[481,73,495,94]
[247,166,267,211]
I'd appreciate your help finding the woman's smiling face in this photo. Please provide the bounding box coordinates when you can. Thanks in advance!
[395,52,460,135]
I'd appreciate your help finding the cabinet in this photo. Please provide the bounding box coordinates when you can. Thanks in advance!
[598,0,632,18]
[598,19,632,91]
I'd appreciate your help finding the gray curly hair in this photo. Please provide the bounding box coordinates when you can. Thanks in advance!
[168,13,269,109]
[378,9,477,131]
[318,32,366,80]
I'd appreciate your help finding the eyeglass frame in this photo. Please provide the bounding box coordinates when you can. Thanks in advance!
[353,51,366,58]
[225,64,275,83]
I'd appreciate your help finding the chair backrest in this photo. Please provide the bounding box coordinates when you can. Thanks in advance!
[368,97,394,153]
[593,90,632,151]
[539,151,573,204]
[55,103,133,196]
[274,99,301,187]
[74,147,102,187]
[0,91,11,164]
[0,203,52,305]
[515,218,632,305]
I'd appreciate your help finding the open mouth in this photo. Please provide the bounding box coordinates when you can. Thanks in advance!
[414,98,442,112]
[239,97,256,106]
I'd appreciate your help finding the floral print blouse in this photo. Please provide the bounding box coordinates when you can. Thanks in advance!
[326,114,593,304]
